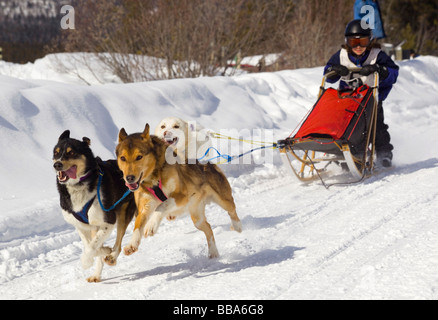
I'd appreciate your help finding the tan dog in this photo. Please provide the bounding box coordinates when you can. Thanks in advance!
[116,123,242,258]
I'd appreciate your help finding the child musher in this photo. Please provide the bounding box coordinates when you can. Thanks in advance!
[324,19,399,167]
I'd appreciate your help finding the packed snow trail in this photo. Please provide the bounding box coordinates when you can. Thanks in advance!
[0,55,438,299]
[2,162,437,299]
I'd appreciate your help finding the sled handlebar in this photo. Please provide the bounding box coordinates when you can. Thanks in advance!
[324,67,363,79]
[348,67,362,73]
[319,66,379,99]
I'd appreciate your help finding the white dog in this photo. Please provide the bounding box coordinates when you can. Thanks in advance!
[154,117,212,163]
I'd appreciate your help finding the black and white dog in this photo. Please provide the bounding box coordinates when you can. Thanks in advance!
[53,130,136,282]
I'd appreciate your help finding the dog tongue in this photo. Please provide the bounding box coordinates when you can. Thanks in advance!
[65,166,77,179]
[126,182,138,191]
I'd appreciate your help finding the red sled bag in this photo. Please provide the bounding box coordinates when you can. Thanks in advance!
[294,85,375,149]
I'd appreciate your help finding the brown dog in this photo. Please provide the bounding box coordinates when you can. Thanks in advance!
[116,123,242,258]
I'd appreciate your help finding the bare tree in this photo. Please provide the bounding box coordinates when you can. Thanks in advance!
[281,0,353,69]
[59,0,295,82]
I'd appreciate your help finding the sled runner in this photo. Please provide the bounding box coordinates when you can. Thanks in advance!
[278,67,380,183]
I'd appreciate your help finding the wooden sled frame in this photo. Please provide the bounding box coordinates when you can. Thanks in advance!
[278,68,379,183]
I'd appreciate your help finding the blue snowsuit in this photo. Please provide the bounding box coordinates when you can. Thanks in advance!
[324,49,399,101]
[324,48,399,155]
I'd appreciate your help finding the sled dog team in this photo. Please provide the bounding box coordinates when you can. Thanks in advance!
[53,117,242,282]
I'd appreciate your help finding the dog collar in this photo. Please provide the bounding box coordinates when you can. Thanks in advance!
[146,180,168,203]
[79,170,96,182]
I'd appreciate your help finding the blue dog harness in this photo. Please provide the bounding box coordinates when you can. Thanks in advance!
[72,196,95,224]
[72,167,131,224]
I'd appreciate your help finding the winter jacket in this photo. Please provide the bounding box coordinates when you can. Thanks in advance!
[324,48,399,101]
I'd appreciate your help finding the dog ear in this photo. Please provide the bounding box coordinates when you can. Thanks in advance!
[119,128,128,142]
[82,137,91,146]
[58,130,70,141]
[141,123,150,141]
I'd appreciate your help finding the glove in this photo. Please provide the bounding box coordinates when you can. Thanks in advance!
[325,64,349,77]
[360,64,389,79]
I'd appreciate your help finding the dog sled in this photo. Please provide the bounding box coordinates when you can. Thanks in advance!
[277,67,380,183]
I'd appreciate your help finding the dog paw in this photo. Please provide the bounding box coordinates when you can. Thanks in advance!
[208,251,219,259]
[230,220,242,233]
[208,247,219,259]
[87,276,101,283]
[104,254,117,266]
[144,222,159,237]
[144,212,163,237]
[124,245,138,256]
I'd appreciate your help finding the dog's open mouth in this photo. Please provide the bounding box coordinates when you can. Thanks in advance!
[164,136,178,145]
[57,165,77,182]
[125,173,143,191]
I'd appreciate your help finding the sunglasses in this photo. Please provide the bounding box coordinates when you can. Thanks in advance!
[346,37,371,48]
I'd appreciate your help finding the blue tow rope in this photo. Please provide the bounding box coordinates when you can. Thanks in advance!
[197,147,233,163]
[97,168,131,212]
[197,145,276,163]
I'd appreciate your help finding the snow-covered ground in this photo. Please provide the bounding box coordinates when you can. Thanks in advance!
[0,54,437,300]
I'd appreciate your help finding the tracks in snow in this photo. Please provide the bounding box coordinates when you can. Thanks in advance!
[0,226,81,284]
[273,162,438,298]
[1,160,437,299]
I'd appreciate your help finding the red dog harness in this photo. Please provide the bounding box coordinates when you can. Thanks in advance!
[146,180,168,202]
